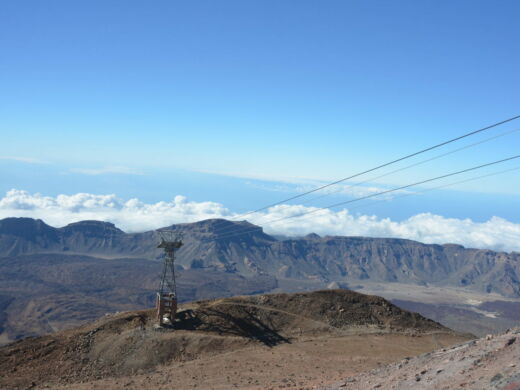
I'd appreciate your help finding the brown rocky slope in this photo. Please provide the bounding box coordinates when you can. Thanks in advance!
[0,289,471,390]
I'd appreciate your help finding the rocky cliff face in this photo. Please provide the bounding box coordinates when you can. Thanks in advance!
[1,217,519,298]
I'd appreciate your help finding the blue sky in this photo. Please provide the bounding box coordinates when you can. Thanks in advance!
[1,1,520,242]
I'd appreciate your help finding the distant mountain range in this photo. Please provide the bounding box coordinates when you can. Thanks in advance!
[1,217,519,342]
[1,217,519,297]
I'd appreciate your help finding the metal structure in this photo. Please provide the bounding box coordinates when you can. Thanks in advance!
[156,230,183,326]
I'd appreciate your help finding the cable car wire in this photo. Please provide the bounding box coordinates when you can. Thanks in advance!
[207,154,520,241]
[208,126,520,237]
[345,165,520,215]
[217,115,520,224]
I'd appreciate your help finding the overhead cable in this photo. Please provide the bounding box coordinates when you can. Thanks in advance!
[222,115,520,221]
[209,126,520,237]
[208,154,520,241]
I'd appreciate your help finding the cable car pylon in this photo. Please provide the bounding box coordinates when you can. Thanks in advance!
[156,230,183,327]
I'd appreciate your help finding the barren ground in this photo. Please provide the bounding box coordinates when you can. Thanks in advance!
[0,290,472,390]
[49,332,465,390]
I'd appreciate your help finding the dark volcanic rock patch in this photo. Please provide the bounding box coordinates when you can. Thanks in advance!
[0,253,277,344]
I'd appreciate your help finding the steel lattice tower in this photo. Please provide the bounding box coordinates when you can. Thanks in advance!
[156,231,183,326]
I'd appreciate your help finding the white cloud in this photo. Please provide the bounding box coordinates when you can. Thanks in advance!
[194,168,331,184]
[0,156,49,164]
[1,189,519,252]
[244,179,413,201]
[256,206,520,253]
[69,166,144,175]
[0,190,230,232]
[293,182,413,200]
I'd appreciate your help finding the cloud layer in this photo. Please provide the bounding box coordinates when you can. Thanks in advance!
[1,189,519,252]
[0,156,49,164]
[245,178,413,200]
[69,166,144,175]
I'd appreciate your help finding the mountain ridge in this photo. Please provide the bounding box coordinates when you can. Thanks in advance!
[1,217,519,298]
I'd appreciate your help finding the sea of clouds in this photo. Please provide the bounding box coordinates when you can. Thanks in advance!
[1,189,519,252]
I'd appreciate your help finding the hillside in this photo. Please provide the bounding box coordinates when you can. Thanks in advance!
[0,289,471,390]
[0,253,276,344]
